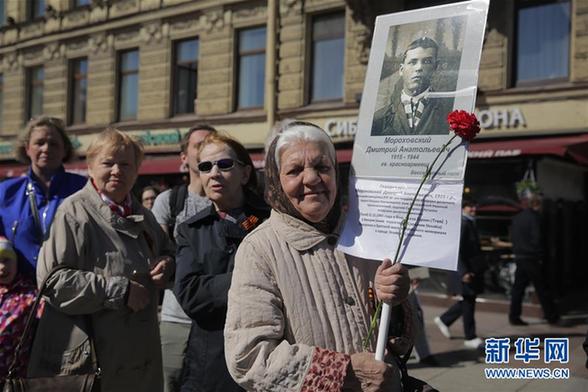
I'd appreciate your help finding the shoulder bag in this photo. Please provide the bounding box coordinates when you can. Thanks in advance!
[3,265,101,392]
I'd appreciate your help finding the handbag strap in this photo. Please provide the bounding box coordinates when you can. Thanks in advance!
[26,181,45,240]
[6,264,100,378]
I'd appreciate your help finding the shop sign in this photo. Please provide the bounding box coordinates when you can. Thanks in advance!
[468,149,522,159]
[74,128,184,153]
[0,142,13,158]
[324,119,357,140]
[475,108,526,130]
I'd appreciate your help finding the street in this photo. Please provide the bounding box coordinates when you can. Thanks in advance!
[408,303,588,391]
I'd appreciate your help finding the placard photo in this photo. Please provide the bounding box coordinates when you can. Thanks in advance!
[352,1,488,181]
[339,1,489,269]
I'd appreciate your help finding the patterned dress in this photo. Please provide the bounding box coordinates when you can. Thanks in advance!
[0,276,39,384]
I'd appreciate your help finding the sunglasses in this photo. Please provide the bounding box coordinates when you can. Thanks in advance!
[197,158,243,173]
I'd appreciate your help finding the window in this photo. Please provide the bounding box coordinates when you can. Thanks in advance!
[0,0,5,27]
[310,13,345,102]
[26,66,44,121]
[72,0,91,7]
[69,58,88,125]
[118,49,139,121]
[515,1,570,85]
[29,0,45,20]
[236,26,266,109]
[172,38,199,115]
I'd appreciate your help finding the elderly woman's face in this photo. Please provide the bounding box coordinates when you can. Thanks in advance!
[279,140,336,223]
[26,126,66,174]
[199,142,251,211]
[88,146,138,204]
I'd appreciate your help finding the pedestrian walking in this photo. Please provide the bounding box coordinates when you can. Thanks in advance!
[152,124,215,392]
[435,197,484,349]
[508,186,559,325]
[28,128,175,392]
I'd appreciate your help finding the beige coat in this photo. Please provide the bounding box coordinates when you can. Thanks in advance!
[28,182,174,392]
[225,210,406,391]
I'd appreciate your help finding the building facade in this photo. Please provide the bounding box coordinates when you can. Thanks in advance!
[0,0,369,178]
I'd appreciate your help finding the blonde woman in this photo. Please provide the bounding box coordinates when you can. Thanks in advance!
[29,128,174,392]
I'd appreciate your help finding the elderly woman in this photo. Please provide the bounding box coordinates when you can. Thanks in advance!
[224,121,412,391]
[0,116,86,278]
[174,133,269,392]
[28,128,174,392]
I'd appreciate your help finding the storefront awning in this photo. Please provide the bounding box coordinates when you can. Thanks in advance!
[468,133,588,165]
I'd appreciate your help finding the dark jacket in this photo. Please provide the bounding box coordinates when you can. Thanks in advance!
[511,208,542,260]
[174,192,269,392]
[448,215,483,296]
[371,84,454,136]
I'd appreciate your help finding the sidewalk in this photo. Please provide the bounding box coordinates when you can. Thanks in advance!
[407,303,588,391]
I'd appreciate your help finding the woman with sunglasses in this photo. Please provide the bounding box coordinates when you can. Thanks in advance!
[174,133,269,392]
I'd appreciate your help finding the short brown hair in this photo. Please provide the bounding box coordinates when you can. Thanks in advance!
[180,124,217,154]
[86,128,144,167]
[16,116,75,164]
[197,132,257,191]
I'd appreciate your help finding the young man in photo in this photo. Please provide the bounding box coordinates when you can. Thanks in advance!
[372,37,454,136]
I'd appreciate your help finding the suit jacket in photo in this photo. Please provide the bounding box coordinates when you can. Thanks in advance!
[371,86,454,136]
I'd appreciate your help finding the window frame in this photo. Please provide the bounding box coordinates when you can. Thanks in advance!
[0,0,5,28]
[116,48,140,122]
[70,0,91,9]
[171,37,199,117]
[25,65,44,122]
[234,25,267,111]
[307,11,346,104]
[68,57,88,125]
[28,0,46,21]
[512,0,571,87]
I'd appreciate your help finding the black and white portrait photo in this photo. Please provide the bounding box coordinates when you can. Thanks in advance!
[370,16,467,136]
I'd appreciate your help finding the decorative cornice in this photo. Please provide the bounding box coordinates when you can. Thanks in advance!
[233,4,266,21]
[3,52,21,71]
[22,46,44,65]
[202,8,228,33]
[141,21,169,45]
[44,42,64,61]
[89,33,112,54]
[280,0,301,17]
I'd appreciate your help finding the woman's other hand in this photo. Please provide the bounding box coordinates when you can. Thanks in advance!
[374,259,409,306]
[127,280,150,312]
[150,256,174,289]
[343,352,400,391]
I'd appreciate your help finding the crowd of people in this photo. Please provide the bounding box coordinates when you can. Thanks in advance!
[0,115,583,392]
[0,116,424,392]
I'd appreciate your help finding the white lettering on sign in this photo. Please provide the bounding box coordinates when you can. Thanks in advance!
[468,149,522,159]
[476,108,526,129]
[324,119,358,139]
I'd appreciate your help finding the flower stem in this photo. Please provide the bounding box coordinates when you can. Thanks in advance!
[363,134,458,350]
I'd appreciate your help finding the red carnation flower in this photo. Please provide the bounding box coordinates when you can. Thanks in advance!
[447,110,480,141]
